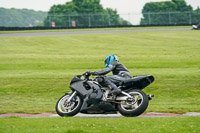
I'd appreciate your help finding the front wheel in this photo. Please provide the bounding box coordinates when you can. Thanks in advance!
[117,89,149,117]
[56,92,83,116]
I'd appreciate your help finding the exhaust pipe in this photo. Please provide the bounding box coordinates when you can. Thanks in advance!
[148,94,154,100]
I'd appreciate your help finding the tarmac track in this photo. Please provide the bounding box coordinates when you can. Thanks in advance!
[0,28,192,37]
[0,112,200,118]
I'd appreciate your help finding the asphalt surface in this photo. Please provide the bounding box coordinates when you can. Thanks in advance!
[0,28,192,37]
[1,112,200,118]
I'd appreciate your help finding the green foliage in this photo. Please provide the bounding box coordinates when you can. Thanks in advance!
[192,7,200,23]
[0,8,47,27]
[73,0,103,13]
[140,0,200,25]
[44,0,130,27]
[142,1,177,13]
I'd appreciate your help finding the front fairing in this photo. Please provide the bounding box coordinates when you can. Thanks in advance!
[70,80,101,97]
[70,81,93,98]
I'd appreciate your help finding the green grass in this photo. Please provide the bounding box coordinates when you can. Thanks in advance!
[0,117,199,133]
[0,29,200,114]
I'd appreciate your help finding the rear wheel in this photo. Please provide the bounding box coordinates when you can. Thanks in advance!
[117,89,149,117]
[56,92,82,116]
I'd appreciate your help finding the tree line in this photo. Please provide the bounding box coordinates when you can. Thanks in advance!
[0,8,47,27]
[44,0,130,27]
[140,0,200,25]
[1,0,199,27]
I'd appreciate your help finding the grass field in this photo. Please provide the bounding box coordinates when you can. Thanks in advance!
[0,117,200,133]
[0,29,200,114]
[0,28,200,133]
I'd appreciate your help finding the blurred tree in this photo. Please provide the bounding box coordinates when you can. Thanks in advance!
[172,0,192,11]
[140,0,198,25]
[192,7,200,24]
[0,8,47,27]
[44,0,130,27]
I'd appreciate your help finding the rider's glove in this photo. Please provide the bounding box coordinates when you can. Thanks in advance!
[90,71,98,75]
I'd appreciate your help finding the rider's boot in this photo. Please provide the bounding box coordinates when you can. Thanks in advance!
[96,76,121,96]
[109,83,121,96]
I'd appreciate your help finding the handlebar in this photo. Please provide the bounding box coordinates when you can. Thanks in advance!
[82,71,91,80]
[82,71,99,80]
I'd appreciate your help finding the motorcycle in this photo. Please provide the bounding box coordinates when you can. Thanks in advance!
[56,72,154,117]
[192,22,200,30]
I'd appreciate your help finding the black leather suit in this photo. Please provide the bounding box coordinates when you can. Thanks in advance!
[95,61,132,88]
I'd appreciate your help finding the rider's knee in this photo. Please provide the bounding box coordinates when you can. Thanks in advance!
[96,77,104,83]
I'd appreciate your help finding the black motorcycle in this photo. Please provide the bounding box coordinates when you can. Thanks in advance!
[56,72,154,117]
[192,22,200,30]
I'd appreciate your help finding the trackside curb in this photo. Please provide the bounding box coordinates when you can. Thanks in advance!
[0,112,200,118]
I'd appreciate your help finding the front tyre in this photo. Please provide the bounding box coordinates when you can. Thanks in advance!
[117,89,149,117]
[56,92,83,117]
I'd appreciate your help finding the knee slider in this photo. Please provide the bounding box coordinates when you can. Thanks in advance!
[97,77,104,83]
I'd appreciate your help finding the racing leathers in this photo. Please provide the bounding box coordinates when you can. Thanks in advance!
[93,61,132,95]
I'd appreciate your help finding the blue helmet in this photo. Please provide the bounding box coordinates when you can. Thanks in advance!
[104,55,119,68]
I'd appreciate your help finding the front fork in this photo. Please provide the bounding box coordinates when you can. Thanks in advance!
[66,91,77,102]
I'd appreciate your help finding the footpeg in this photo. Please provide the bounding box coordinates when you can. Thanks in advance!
[148,94,154,100]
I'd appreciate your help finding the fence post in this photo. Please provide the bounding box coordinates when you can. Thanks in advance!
[68,15,70,27]
[148,13,151,25]
[108,14,111,26]
[89,14,91,27]
[48,15,51,27]
[169,12,171,25]
[189,12,192,24]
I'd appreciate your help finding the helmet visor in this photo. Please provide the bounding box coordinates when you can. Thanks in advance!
[104,58,108,65]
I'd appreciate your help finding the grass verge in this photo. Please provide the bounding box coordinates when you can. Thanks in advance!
[0,29,199,114]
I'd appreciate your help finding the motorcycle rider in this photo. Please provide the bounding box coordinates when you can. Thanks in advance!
[192,22,200,30]
[90,54,132,96]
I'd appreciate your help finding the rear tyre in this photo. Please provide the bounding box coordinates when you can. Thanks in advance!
[56,93,82,117]
[117,89,149,117]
